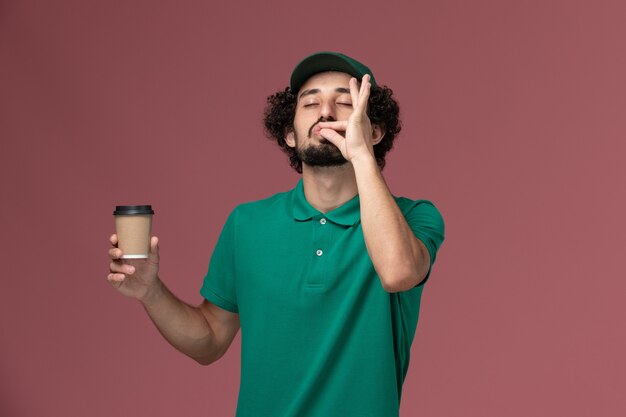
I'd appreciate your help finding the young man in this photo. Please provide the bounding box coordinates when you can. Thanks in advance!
[107,52,445,417]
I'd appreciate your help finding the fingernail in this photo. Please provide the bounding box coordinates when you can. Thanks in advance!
[128,267,135,273]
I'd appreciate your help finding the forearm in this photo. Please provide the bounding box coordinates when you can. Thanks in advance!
[140,278,221,364]
[352,155,426,291]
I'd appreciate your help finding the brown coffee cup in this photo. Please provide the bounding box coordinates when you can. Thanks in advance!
[113,205,154,258]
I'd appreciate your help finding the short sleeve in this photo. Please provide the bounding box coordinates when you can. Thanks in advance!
[390,199,444,384]
[402,199,445,287]
[200,208,239,313]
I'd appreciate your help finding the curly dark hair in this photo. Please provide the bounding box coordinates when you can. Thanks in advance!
[263,84,402,173]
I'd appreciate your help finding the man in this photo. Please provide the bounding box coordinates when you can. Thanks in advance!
[107,51,445,417]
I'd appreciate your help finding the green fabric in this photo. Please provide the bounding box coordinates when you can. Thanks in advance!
[200,179,445,417]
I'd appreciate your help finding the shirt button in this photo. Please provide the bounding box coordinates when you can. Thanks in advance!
[320,218,327,225]
[316,249,323,256]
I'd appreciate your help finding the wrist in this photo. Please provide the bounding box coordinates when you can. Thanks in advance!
[140,276,164,307]
[350,154,380,175]
[351,152,379,171]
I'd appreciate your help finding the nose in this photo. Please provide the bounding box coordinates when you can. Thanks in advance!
[319,100,337,121]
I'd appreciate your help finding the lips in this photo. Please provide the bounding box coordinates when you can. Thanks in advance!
[307,123,323,138]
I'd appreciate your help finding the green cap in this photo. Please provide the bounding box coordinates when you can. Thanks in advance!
[290,51,377,93]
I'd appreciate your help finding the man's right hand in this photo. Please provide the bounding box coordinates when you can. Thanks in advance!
[106,233,240,365]
[107,234,161,302]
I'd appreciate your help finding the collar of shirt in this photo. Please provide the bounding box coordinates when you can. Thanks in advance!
[290,178,361,227]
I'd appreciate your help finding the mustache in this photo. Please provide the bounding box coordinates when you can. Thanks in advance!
[307,117,335,139]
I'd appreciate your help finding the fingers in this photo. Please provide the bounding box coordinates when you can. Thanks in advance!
[107,235,158,289]
[355,74,371,115]
[107,234,157,290]
[110,260,135,275]
[317,121,348,131]
[109,247,123,259]
[108,234,125,263]
[319,128,345,148]
[107,261,133,287]
[150,236,159,254]
[108,233,124,286]
[148,236,160,262]
[350,77,359,110]
[107,273,125,286]
[109,234,124,258]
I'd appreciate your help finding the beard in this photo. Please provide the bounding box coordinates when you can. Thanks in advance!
[294,124,348,168]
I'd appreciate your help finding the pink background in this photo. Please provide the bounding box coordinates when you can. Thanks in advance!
[1,1,624,416]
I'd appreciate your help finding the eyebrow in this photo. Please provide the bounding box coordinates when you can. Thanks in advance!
[298,87,351,100]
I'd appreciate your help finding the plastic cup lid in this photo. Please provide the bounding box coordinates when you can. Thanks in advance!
[113,205,154,215]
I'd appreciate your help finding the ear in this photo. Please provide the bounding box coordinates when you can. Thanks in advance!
[285,130,296,148]
[371,124,386,145]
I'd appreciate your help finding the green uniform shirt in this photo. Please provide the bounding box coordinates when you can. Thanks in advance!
[200,178,445,417]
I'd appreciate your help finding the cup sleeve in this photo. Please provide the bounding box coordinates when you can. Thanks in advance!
[403,200,445,287]
[200,208,239,313]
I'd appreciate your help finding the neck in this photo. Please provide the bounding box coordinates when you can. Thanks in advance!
[301,163,358,213]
